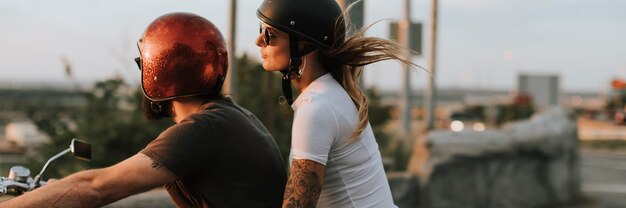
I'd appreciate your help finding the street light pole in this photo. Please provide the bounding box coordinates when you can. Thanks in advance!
[424,0,438,131]
[400,0,412,136]
[224,0,238,100]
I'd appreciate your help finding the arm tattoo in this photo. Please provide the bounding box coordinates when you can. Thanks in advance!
[283,160,323,208]
[140,154,162,170]
[151,160,162,170]
[51,185,86,208]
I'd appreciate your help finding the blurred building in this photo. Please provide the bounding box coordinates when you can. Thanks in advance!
[518,74,560,109]
[5,121,49,148]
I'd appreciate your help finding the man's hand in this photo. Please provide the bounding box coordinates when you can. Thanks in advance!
[0,153,176,208]
[46,178,59,184]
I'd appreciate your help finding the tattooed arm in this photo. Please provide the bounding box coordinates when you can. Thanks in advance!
[283,159,326,208]
[0,153,176,208]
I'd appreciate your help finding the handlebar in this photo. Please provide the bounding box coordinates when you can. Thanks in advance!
[0,138,90,197]
[0,176,48,195]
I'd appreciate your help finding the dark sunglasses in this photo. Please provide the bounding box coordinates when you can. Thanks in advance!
[134,41,143,71]
[259,23,273,45]
[134,57,142,71]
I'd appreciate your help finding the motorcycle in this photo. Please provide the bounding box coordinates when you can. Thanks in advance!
[0,138,91,198]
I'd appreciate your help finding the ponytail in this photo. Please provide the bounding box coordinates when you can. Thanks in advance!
[318,23,420,141]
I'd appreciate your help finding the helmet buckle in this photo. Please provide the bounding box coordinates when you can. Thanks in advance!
[150,102,163,114]
[289,58,302,67]
[282,71,299,80]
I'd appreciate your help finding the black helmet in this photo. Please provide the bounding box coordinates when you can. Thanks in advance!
[257,0,345,49]
[257,0,346,105]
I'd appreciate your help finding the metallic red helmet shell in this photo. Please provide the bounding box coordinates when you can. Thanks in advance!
[138,12,228,101]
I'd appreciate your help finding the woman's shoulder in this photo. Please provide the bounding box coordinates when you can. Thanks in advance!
[297,89,353,113]
[293,91,333,112]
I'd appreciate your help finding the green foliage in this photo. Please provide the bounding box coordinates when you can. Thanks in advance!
[465,105,486,121]
[605,89,626,111]
[580,140,626,150]
[233,53,293,162]
[233,54,393,166]
[367,88,408,171]
[27,78,170,178]
[364,87,393,151]
[494,103,535,126]
[75,79,171,169]
[24,53,395,177]
[0,89,83,126]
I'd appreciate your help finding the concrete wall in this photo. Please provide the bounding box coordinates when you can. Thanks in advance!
[391,107,580,208]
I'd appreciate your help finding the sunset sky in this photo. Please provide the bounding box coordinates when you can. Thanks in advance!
[0,0,624,93]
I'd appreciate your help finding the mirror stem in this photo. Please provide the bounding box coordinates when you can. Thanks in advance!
[33,148,71,187]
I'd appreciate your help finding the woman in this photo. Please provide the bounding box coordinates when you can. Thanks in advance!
[255,0,418,207]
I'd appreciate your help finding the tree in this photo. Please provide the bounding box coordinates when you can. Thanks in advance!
[364,87,393,151]
[26,53,396,176]
[233,54,395,166]
[27,78,170,178]
[233,53,293,162]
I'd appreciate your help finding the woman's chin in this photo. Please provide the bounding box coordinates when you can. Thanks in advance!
[262,65,283,72]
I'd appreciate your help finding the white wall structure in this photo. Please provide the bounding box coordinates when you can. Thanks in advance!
[518,74,560,109]
[390,107,580,208]
[5,121,50,148]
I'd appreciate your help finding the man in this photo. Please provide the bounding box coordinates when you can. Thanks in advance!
[1,12,286,208]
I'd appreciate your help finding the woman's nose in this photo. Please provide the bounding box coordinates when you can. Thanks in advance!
[255,34,265,47]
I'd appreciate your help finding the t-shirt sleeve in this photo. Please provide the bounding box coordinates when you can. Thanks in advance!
[140,116,214,178]
[291,97,338,166]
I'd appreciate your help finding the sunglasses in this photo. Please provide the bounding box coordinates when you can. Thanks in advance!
[134,41,142,71]
[134,57,142,71]
[259,23,274,45]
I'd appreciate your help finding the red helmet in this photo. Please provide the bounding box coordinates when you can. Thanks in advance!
[137,12,227,101]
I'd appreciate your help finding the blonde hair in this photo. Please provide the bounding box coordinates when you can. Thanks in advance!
[317,10,421,141]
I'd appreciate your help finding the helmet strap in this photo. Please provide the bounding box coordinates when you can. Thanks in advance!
[279,36,317,106]
[279,35,302,105]
[142,97,170,120]
[212,74,226,94]
[150,101,170,117]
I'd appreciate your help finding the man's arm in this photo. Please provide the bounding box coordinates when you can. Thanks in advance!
[282,159,325,208]
[0,153,176,208]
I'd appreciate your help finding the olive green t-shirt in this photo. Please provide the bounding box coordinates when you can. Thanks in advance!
[141,97,286,208]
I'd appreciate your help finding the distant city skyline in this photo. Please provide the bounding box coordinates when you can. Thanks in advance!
[0,0,624,93]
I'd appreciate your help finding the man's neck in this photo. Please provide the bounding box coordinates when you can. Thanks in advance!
[170,97,206,123]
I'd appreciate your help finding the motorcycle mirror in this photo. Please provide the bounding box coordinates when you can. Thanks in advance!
[70,139,92,161]
[33,138,92,187]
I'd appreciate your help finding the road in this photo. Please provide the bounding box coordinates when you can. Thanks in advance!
[102,152,626,208]
[101,154,626,208]
[581,151,626,208]
[103,118,626,208]
[577,117,626,207]
[578,117,626,141]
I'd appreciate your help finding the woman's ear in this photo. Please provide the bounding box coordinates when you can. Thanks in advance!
[298,41,317,55]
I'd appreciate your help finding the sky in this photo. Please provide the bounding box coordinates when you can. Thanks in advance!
[0,0,625,93]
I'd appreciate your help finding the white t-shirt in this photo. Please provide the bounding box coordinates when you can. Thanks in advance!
[290,73,397,208]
